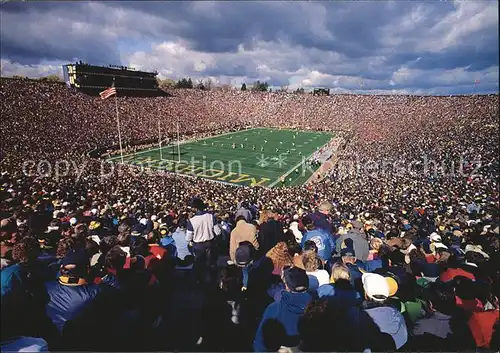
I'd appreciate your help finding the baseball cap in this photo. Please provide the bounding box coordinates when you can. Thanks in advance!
[341,245,356,257]
[362,273,389,302]
[341,238,356,257]
[61,249,89,277]
[429,232,441,242]
[283,267,309,292]
[235,243,253,266]
[465,244,490,259]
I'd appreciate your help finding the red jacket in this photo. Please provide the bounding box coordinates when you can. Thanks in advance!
[468,310,499,348]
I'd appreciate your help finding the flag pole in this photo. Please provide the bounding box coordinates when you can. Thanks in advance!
[176,117,181,162]
[158,120,163,160]
[114,78,124,164]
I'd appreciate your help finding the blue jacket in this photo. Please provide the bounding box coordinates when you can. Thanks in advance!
[317,281,361,307]
[346,261,365,289]
[1,263,51,341]
[364,305,408,350]
[45,279,101,333]
[301,229,334,261]
[253,291,312,352]
[342,303,408,351]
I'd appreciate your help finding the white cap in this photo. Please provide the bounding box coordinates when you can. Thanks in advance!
[69,217,77,226]
[434,243,448,250]
[429,233,441,242]
[91,208,98,215]
[151,215,158,221]
[139,218,148,226]
[362,273,389,302]
[62,201,69,207]
[465,244,490,259]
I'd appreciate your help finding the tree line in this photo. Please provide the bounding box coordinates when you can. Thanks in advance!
[10,74,308,94]
[158,77,307,94]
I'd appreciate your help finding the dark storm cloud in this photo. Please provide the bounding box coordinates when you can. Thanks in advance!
[0,1,498,94]
[0,2,122,65]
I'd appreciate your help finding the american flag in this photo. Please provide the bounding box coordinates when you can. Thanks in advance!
[99,87,117,100]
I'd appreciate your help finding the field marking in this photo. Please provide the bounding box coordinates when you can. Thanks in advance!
[268,135,334,188]
[107,127,334,187]
[107,128,260,162]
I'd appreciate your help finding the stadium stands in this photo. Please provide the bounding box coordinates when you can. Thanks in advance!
[0,77,498,351]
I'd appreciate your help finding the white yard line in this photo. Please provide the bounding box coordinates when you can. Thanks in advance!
[268,136,334,188]
[107,128,259,162]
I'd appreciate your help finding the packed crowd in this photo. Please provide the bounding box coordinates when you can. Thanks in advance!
[0,77,499,351]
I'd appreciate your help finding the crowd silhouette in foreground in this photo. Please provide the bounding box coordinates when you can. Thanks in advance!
[0,78,499,351]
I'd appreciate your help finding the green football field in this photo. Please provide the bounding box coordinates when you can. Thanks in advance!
[106,127,334,187]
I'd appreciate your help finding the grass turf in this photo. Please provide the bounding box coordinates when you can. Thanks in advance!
[106,127,334,187]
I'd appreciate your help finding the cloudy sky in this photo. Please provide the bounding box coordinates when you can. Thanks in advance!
[1,1,498,94]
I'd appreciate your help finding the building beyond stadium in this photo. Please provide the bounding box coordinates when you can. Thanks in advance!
[62,62,164,97]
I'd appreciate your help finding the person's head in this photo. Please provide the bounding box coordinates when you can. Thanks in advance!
[60,249,90,280]
[427,281,457,315]
[12,236,40,263]
[341,238,356,264]
[99,235,119,256]
[219,265,243,297]
[74,223,88,237]
[370,237,383,251]
[85,238,99,258]
[435,249,451,264]
[454,275,479,301]
[235,215,247,223]
[282,266,309,293]
[298,299,331,351]
[117,232,130,247]
[399,237,413,251]
[190,197,206,211]
[130,236,150,257]
[388,249,406,267]
[235,241,255,267]
[303,240,318,253]
[56,237,76,259]
[302,215,315,231]
[318,201,332,215]
[105,245,126,271]
[259,209,273,224]
[331,262,350,283]
[408,248,426,263]
[362,273,390,303]
[302,250,320,272]
[266,242,293,270]
[146,230,160,244]
[465,249,487,267]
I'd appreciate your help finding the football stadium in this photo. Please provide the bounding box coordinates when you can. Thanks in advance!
[1,1,499,353]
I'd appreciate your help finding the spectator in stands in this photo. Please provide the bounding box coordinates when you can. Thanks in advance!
[253,266,312,352]
[186,198,221,284]
[302,250,329,291]
[336,220,369,262]
[410,281,475,350]
[258,210,284,254]
[229,215,259,265]
[301,215,334,262]
[310,201,335,235]
[45,249,100,337]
